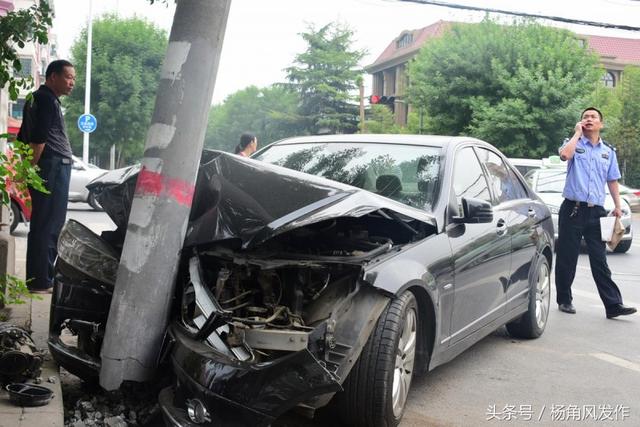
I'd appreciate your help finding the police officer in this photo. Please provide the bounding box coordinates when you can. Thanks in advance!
[555,107,636,319]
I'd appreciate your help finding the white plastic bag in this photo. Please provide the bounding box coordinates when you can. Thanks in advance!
[600,216,616,241]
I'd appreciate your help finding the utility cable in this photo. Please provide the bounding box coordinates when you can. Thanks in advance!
[397,0,640,31]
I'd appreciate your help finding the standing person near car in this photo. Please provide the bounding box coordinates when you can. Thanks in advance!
[18,59,76,294]
[234,132,257,157]
[555,107,636,319]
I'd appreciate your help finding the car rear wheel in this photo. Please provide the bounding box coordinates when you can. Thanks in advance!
[87,192,103,211]
[506,256,550,339]
[9,201,20,233]
[334,290,418,427]
[613,239,631,254]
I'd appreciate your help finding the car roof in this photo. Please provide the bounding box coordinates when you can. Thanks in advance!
[508,158,543,166]
[268,134,476,148]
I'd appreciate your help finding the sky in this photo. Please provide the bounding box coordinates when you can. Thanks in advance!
[52,0,640,104]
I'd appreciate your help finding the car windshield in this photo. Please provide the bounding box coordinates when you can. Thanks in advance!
[254,142,442,211]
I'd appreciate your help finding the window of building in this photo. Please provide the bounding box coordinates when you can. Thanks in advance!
[602,71,615,88]
[11,98,26,119]
[396,33,413,49]
[15,57,33,79]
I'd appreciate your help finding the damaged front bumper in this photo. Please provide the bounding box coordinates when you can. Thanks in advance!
[159,323,341,427]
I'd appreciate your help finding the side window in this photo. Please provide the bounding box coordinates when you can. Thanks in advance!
[452,147,491,215]
[477,148,527,203]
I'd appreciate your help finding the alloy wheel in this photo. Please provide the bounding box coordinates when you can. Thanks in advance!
[392,306,417,417]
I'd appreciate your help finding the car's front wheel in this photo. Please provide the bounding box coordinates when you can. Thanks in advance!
[335,290,418,427]
[507,256,550,339]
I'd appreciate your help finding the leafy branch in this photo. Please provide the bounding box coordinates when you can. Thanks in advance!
[0,1,53,101]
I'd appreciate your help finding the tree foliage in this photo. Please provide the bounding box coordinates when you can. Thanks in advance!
[596,66,640,186]
[204,85,303,152]
[408,19,601,158]
[64,15,167,167]
[285,23,365,135]
[0,1,52,101]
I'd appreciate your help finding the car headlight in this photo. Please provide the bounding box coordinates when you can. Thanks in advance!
[548,205,559,214]
[57,220,119,285]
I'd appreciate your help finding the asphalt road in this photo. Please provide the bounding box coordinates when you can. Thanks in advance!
[12,206,640,426]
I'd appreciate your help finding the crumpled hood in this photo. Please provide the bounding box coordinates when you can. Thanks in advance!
[88,150,436,249]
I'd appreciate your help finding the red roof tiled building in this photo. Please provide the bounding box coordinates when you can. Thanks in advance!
[365,20,640,125]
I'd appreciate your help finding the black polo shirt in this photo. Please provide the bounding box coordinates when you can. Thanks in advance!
[18,85,72,159]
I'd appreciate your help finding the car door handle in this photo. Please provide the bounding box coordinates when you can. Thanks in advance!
[496,219,507,235]
[528,208,536,219]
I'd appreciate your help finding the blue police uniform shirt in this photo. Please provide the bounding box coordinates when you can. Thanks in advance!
[560,136,621,207]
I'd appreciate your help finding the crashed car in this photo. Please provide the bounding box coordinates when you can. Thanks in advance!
[49,135,554,426]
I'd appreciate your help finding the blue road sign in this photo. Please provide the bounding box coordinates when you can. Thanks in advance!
[78,114,97,133]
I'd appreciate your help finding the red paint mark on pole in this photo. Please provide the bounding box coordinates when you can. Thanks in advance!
[135,166,195,206]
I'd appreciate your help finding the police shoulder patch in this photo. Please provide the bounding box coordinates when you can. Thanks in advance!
[602,140,616,152]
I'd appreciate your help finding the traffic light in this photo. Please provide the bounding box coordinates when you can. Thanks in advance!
[369,95,395,105]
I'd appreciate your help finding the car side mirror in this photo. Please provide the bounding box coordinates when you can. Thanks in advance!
[453,197,493,224]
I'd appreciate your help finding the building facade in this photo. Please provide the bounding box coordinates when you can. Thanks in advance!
[1,0,57,140]
[366,20,640,125]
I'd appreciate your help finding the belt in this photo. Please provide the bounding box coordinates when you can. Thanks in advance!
[567,199,597,208]
[41,155,72,164]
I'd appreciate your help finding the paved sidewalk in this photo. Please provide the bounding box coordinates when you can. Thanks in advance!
[0,234,64,427]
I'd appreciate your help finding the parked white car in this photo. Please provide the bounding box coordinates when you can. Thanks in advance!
[69,155,108,210]
[525,168,633,253]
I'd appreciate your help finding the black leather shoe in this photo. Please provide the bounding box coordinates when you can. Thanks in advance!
[606,304,637,319]
[558,303,576,314]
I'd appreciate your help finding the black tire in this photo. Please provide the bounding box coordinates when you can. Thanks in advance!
[87,192,103,211]
[334,290,419,427]
[9,200,20,234]
[613,239,632,254]
[506,256,550,339]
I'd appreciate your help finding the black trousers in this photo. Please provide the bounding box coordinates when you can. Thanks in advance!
[26,157,71,290]
[554,199,622,308]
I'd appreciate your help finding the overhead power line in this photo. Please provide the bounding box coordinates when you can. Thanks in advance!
[398,0,640,32]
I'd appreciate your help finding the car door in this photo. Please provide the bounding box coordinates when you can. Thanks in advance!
[477,148,538,312]
[447,146,510,346]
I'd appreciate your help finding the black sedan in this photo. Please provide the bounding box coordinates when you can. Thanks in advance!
[49,134,554,427]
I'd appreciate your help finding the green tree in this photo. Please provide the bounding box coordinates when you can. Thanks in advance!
[64,15,167,167]
[285,23,365,135]
[408,19,601,158]
[365,105,407,134]
[0,1,52,101]
[204,85,302,152]
[597,66,640,186]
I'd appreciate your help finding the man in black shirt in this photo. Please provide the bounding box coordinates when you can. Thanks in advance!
[18,59,76,293]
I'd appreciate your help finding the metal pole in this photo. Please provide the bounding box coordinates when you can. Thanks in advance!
[82,0,93,164]
[100,0,232,390]
[359,80,365,133]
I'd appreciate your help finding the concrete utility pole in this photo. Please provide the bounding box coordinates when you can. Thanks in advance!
[100,0,232,390]
[82,0,93,164]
